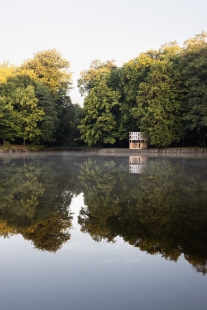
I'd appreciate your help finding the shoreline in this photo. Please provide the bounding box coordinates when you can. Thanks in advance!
[1,146,207,157]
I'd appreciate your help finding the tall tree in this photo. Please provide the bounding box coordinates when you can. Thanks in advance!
[78,68,121,146]
[21,49,72,95]
[132,45,185,147]
[121,51,157,104]
[34,83,59,143]
[78,59,116,96]
[0,96,20,142]
[0,62,15,83]
[21,49,80,145]
[181,32,207,145]
[9,85,44,145]
[78,60,134,146]
[0,73,45,144]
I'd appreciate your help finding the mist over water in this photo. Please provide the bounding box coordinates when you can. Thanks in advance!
[0,153,207,310]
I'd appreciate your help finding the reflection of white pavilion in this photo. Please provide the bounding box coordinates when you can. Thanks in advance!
[129,156,147,173]
[129,132,148,149]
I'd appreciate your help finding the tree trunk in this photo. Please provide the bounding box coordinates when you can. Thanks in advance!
[202,127,206,146]
[23,139,26,146]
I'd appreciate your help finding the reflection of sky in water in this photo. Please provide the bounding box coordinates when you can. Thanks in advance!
[1,196,207,310]
[0,154,207,310]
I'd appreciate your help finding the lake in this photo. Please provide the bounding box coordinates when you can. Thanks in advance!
[0,152,207,310]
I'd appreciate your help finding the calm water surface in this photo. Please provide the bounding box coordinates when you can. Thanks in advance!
[0,153,207,310]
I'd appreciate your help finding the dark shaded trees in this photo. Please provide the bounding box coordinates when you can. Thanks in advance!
[180,32,207,145]
[34,83,59,143]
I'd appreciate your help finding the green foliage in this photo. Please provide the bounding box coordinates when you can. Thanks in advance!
[78,33,207,147]
[12,85,45,144]
[52,92,82,145]
[132,45,185,147]
[78,61,134,146]
[0,62,16,83]
[181,32,207,145]
[0,95,21,141]
[34,83,59,143]
[1,33,207,147]
[78,73,121,146]
[78,59,116,96]
[21,49,72,94]
[0,51,80,146]
[2,141,12,150]
[121,52,156,103]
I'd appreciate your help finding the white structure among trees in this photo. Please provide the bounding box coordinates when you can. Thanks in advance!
[129,132,148,149]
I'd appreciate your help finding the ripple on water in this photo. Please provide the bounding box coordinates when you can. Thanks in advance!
[0,259,58,310]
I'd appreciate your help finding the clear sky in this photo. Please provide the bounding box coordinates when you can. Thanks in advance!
[0,0,207,104]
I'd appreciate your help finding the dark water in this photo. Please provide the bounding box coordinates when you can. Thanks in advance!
[0,152,207,310]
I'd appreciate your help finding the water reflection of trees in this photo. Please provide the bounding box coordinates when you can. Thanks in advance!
[0,156,81,252]
[1,155,207,273]
[78,159,207,274]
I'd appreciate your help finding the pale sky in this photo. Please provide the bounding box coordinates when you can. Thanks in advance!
[0,0,207,105]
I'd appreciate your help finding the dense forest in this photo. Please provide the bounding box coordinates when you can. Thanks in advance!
[0,32,207,148]
[0,49,82,147]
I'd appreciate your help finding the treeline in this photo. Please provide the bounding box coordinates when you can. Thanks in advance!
[0,49,82,146]
[78,32,207,147]
[1,32,207,147]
